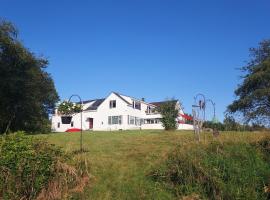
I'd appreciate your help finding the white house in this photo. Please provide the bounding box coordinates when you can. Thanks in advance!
[51,92,193,132]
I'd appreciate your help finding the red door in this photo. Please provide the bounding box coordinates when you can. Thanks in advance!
[89,118,93,129]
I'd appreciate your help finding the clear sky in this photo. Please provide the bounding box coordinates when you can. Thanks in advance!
[1,0,270,121]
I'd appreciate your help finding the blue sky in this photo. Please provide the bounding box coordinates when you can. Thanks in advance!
[1,0,270,121]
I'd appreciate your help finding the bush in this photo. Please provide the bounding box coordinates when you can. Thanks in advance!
[0,132,89,200]
[253,136,270,163]
[157,100,179,130]
[151,140,270,200]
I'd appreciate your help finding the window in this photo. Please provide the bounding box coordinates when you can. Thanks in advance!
[135,117,137,125]
[112,116,118,124]
[108,116,122,125]
[146,106,154,114]
[129,116,135,125]
[128,116,141,126]
[57,122,60,128]
[144,118,160,124]
[132,101,141,110]
[147,106,150,114]
[109,100,116,108]
[71,121,74,127]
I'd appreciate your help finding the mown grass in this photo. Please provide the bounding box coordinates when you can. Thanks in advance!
[37,130,270,200]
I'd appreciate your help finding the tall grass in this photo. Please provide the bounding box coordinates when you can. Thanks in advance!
[36,130,270,199]
[150,134,270,200]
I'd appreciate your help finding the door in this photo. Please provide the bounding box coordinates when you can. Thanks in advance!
[89,118,93,129]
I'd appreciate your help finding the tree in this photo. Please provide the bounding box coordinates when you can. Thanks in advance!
[223,115,240,131]
[0,20,59,133]
[157,100,179,130]
[227,39,270,126]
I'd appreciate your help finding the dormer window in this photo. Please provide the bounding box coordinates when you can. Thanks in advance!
[109,100,116,108]
[147,106,151,114]
[132,101,141,110]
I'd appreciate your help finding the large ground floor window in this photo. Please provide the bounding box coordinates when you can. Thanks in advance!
[128,115,143,126]
[144,118,161,124]
[108,116,122,125]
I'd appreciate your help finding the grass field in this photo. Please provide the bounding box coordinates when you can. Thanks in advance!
[39,130,270,200]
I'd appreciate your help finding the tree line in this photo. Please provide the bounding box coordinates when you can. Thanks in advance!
[0,20,59,133]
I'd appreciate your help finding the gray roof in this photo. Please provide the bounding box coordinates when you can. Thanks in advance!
[150,100,178,107]
[82,99,95,104]
[84,98,105,111]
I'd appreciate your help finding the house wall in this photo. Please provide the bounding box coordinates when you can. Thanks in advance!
[177,124,194,130]
[91,93,148,131]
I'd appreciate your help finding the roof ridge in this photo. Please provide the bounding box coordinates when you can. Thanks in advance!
[112,92,132,105]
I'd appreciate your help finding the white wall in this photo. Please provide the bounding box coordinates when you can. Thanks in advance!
[177,124,194,130]
[141,123,164,130]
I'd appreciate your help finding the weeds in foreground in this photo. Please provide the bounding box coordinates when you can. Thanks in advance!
[0,132,90,200]
[150,136,270,200]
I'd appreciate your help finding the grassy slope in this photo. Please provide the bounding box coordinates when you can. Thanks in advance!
[38,130,269,200]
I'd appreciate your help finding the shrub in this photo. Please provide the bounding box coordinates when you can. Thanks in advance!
[254,136,270,160]
[0,132,89,200]
[157,100,179,130]
[151,141,270,200]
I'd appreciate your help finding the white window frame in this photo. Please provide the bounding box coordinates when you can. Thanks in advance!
[108,115,122,125]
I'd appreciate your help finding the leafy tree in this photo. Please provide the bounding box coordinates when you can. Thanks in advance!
[157,100,179,130]
[0,20,59,133]
[223,115,240,131]
[227,40,270,126]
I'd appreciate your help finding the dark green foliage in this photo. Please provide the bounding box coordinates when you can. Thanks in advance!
[0,20,59,133]
[0,132,63,199]
[157,100,179,130]
[228,39,270,125]
[254,136,270,162]
[0,132,89,199]
[151,139,270,199]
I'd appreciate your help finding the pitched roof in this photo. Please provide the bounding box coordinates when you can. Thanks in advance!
[112,92,132,105]
[82,99,95,104]
[150,100,178,107]
[84,98,105,111]
[112,92,156,106]
[78,92,179,111]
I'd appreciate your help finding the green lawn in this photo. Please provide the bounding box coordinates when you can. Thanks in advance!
[39,130,269,200]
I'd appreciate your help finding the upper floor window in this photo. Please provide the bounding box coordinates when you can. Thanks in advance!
[109,100,116,108]
[147,106,151,114]
[132,101,141,110]
[146,106,155,114]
